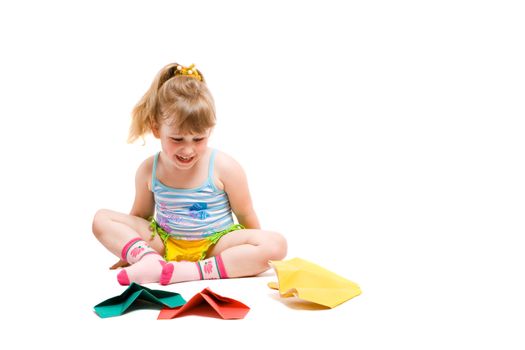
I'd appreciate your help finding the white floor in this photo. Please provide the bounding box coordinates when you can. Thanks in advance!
[5,229,524,349]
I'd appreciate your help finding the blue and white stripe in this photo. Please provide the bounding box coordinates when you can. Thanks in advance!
[152,149,235,240]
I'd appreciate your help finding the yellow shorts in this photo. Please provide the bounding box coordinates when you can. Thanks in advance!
[149,219,244,262]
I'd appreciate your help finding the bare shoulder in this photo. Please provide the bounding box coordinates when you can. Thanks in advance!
[214,150,247,191]
[215,150,244,176]
[136,155,155,191]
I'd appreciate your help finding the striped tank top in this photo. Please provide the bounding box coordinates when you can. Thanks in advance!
[152,149,235,240]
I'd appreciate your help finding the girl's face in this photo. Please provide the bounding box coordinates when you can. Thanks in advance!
[154,123,211,170]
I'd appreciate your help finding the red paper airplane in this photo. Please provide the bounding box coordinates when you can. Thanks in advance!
[158,287,250,320]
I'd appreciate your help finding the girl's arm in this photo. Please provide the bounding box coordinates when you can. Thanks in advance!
[217,152,261,229]
[130,156,156,219]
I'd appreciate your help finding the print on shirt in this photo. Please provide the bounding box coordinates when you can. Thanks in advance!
[189,202,209,220]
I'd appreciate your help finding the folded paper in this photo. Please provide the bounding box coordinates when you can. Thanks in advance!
[268,257,361,308]
[158,287,250,320]
[94,282,186,318]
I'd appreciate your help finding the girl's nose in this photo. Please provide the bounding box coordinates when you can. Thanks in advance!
[180,146,193,155]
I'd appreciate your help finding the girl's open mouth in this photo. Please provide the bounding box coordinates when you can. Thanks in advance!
[176,155,194,163]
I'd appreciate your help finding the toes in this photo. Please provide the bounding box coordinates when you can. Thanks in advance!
[160,263,174,285]
[117,269,130,285]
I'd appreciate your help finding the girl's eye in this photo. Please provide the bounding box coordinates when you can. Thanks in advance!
[171,138,183,142]
[193,138,204,142]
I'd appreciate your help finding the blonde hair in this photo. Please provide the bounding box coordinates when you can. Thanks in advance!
[128,63,216,143]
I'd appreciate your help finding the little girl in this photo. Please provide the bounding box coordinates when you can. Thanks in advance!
[92,63,287,285]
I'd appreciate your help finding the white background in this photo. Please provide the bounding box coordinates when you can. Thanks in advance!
[1,0,524,348]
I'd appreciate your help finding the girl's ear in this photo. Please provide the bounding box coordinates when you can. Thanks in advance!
[151,122,160,138]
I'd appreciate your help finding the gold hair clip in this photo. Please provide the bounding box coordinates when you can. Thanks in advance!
[174,64,203,81]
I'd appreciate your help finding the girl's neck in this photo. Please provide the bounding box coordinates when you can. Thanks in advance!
[158,148,210,189]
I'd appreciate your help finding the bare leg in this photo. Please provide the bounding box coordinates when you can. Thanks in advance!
[205,229,287,277]
[92,209,164,257]
[92,209,166,284]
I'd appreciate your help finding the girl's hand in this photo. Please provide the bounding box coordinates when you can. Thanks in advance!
[109,259,129,270]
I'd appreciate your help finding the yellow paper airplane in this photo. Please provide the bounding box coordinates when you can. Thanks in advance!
[268,257,361,308]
